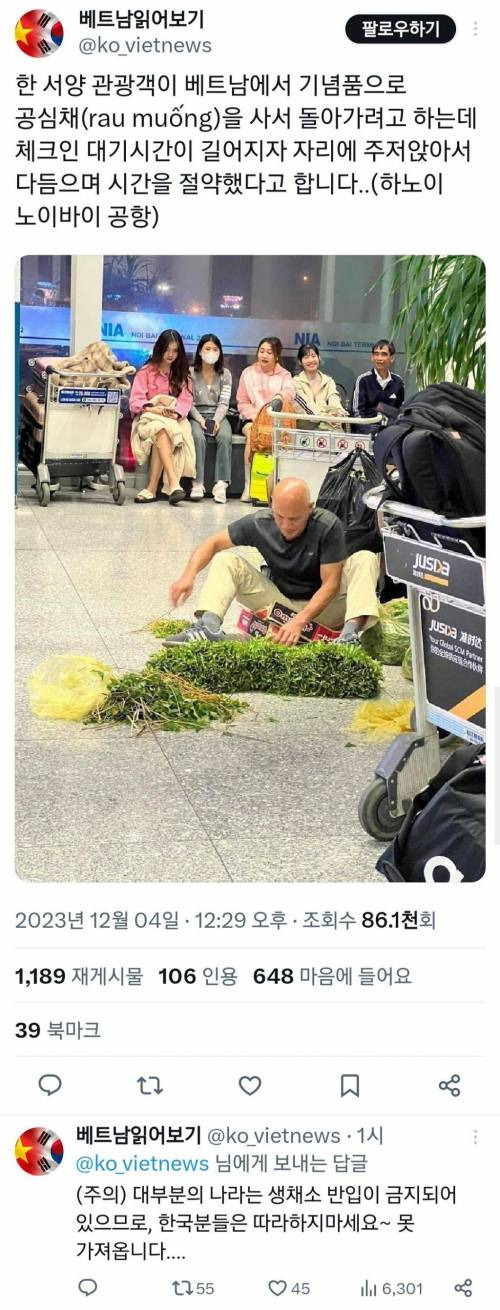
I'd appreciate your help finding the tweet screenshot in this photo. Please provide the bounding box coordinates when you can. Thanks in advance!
[2,1,497,1305]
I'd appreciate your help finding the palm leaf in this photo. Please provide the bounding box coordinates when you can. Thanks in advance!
[383,255,485,389]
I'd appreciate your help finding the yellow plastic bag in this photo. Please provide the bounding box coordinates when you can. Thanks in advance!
[348,698,415,742]
[249,453,275,503]
[27,655,114,721]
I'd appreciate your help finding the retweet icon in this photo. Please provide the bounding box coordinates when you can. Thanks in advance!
[15,1127,64,1176]
[15,11,64,57]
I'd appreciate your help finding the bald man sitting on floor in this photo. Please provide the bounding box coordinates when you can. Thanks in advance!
[165,477,380,648]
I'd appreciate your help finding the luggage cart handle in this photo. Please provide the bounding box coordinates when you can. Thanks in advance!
[364,484,485,530]
[28,362,125,384]
[268,408,384,427]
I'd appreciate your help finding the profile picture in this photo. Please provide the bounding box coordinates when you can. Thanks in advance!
[15,10,63,57]
[15,1127,64,1175]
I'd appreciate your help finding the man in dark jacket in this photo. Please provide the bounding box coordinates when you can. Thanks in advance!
[351,339,405,429]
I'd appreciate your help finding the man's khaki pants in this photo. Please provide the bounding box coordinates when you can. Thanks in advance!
[197,549,380,630]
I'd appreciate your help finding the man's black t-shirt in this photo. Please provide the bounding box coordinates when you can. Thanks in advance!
[227,507,346,600]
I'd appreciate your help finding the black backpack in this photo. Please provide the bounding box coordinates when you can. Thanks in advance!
[316,449,382,556]
[376,744,485,883]
[373,383,485,518]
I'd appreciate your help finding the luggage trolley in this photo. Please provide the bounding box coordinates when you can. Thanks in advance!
[358,492,486,841]
[271,409,380,501]
[20,359,127,507]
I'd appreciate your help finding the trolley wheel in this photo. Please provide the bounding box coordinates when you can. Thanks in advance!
[112,480,126,506]
[36,479,50,507]
[409,707,455,749]
[358,777,403,842]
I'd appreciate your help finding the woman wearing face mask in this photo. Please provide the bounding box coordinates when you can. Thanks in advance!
[293,343,347,423]
[130,329,194,505]
[189,334,233,504]
[236,337,294,501]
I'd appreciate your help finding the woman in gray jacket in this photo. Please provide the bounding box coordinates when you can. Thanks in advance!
[189,334,233,503]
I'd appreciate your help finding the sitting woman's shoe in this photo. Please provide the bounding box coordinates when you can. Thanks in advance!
[134,488,156,503]
[169,485,186,505]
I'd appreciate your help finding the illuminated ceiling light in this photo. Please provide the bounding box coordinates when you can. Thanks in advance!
[220,294,243,309]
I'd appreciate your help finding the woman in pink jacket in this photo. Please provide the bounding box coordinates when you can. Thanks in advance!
[130,330,193,504]
[236,337,293,500]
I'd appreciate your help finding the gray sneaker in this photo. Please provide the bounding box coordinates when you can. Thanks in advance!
[163,616,226,646]
[337,620,361,645]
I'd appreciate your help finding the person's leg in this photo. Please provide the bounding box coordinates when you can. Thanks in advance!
[196,553,282,619]
[337,550,381,642]
[163,554,284,645]
[213,419,232,489]
[311,587,348,632]
[343,550,380,627]
[241,422,253,501]
[135,443,163,500]
[154,430,177,485]
[147,443,162,493]
[155,429,185,504]
[190,419,206,498]
[160,417,196,500]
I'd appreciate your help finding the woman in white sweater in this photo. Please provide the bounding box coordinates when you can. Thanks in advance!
[293,343,347,422]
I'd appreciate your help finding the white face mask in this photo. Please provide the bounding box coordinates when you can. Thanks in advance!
[201,349,219,365]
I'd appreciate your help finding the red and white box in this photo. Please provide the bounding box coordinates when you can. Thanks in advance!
[237,603,339,644]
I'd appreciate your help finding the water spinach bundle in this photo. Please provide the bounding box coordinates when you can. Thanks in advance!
[149,638,382,699]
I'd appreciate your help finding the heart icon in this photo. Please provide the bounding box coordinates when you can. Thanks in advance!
[269,1282,287,1296]
[238,1075,262,1096]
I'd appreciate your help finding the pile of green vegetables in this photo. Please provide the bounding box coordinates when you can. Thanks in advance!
[85,620,383,734]
[149,638,382,700]
[149,609,411,673]
[88,669,246,734]
[146,618,189,639]
[360,599,410,666]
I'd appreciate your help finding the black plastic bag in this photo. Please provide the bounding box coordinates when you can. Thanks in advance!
[317,449,382,555]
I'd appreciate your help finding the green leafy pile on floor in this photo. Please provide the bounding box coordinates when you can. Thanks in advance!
[146,618,190,638]
[360,600,410,665]
[87,669,247,734]
[148,638,382,699]
[32,631,382,733]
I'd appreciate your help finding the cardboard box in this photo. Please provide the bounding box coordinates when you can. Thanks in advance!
[237,604,339,644]
[236,607,269,635]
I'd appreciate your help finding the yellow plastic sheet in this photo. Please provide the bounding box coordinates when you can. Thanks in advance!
[27,655,114,721]
[348,698,415,742]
